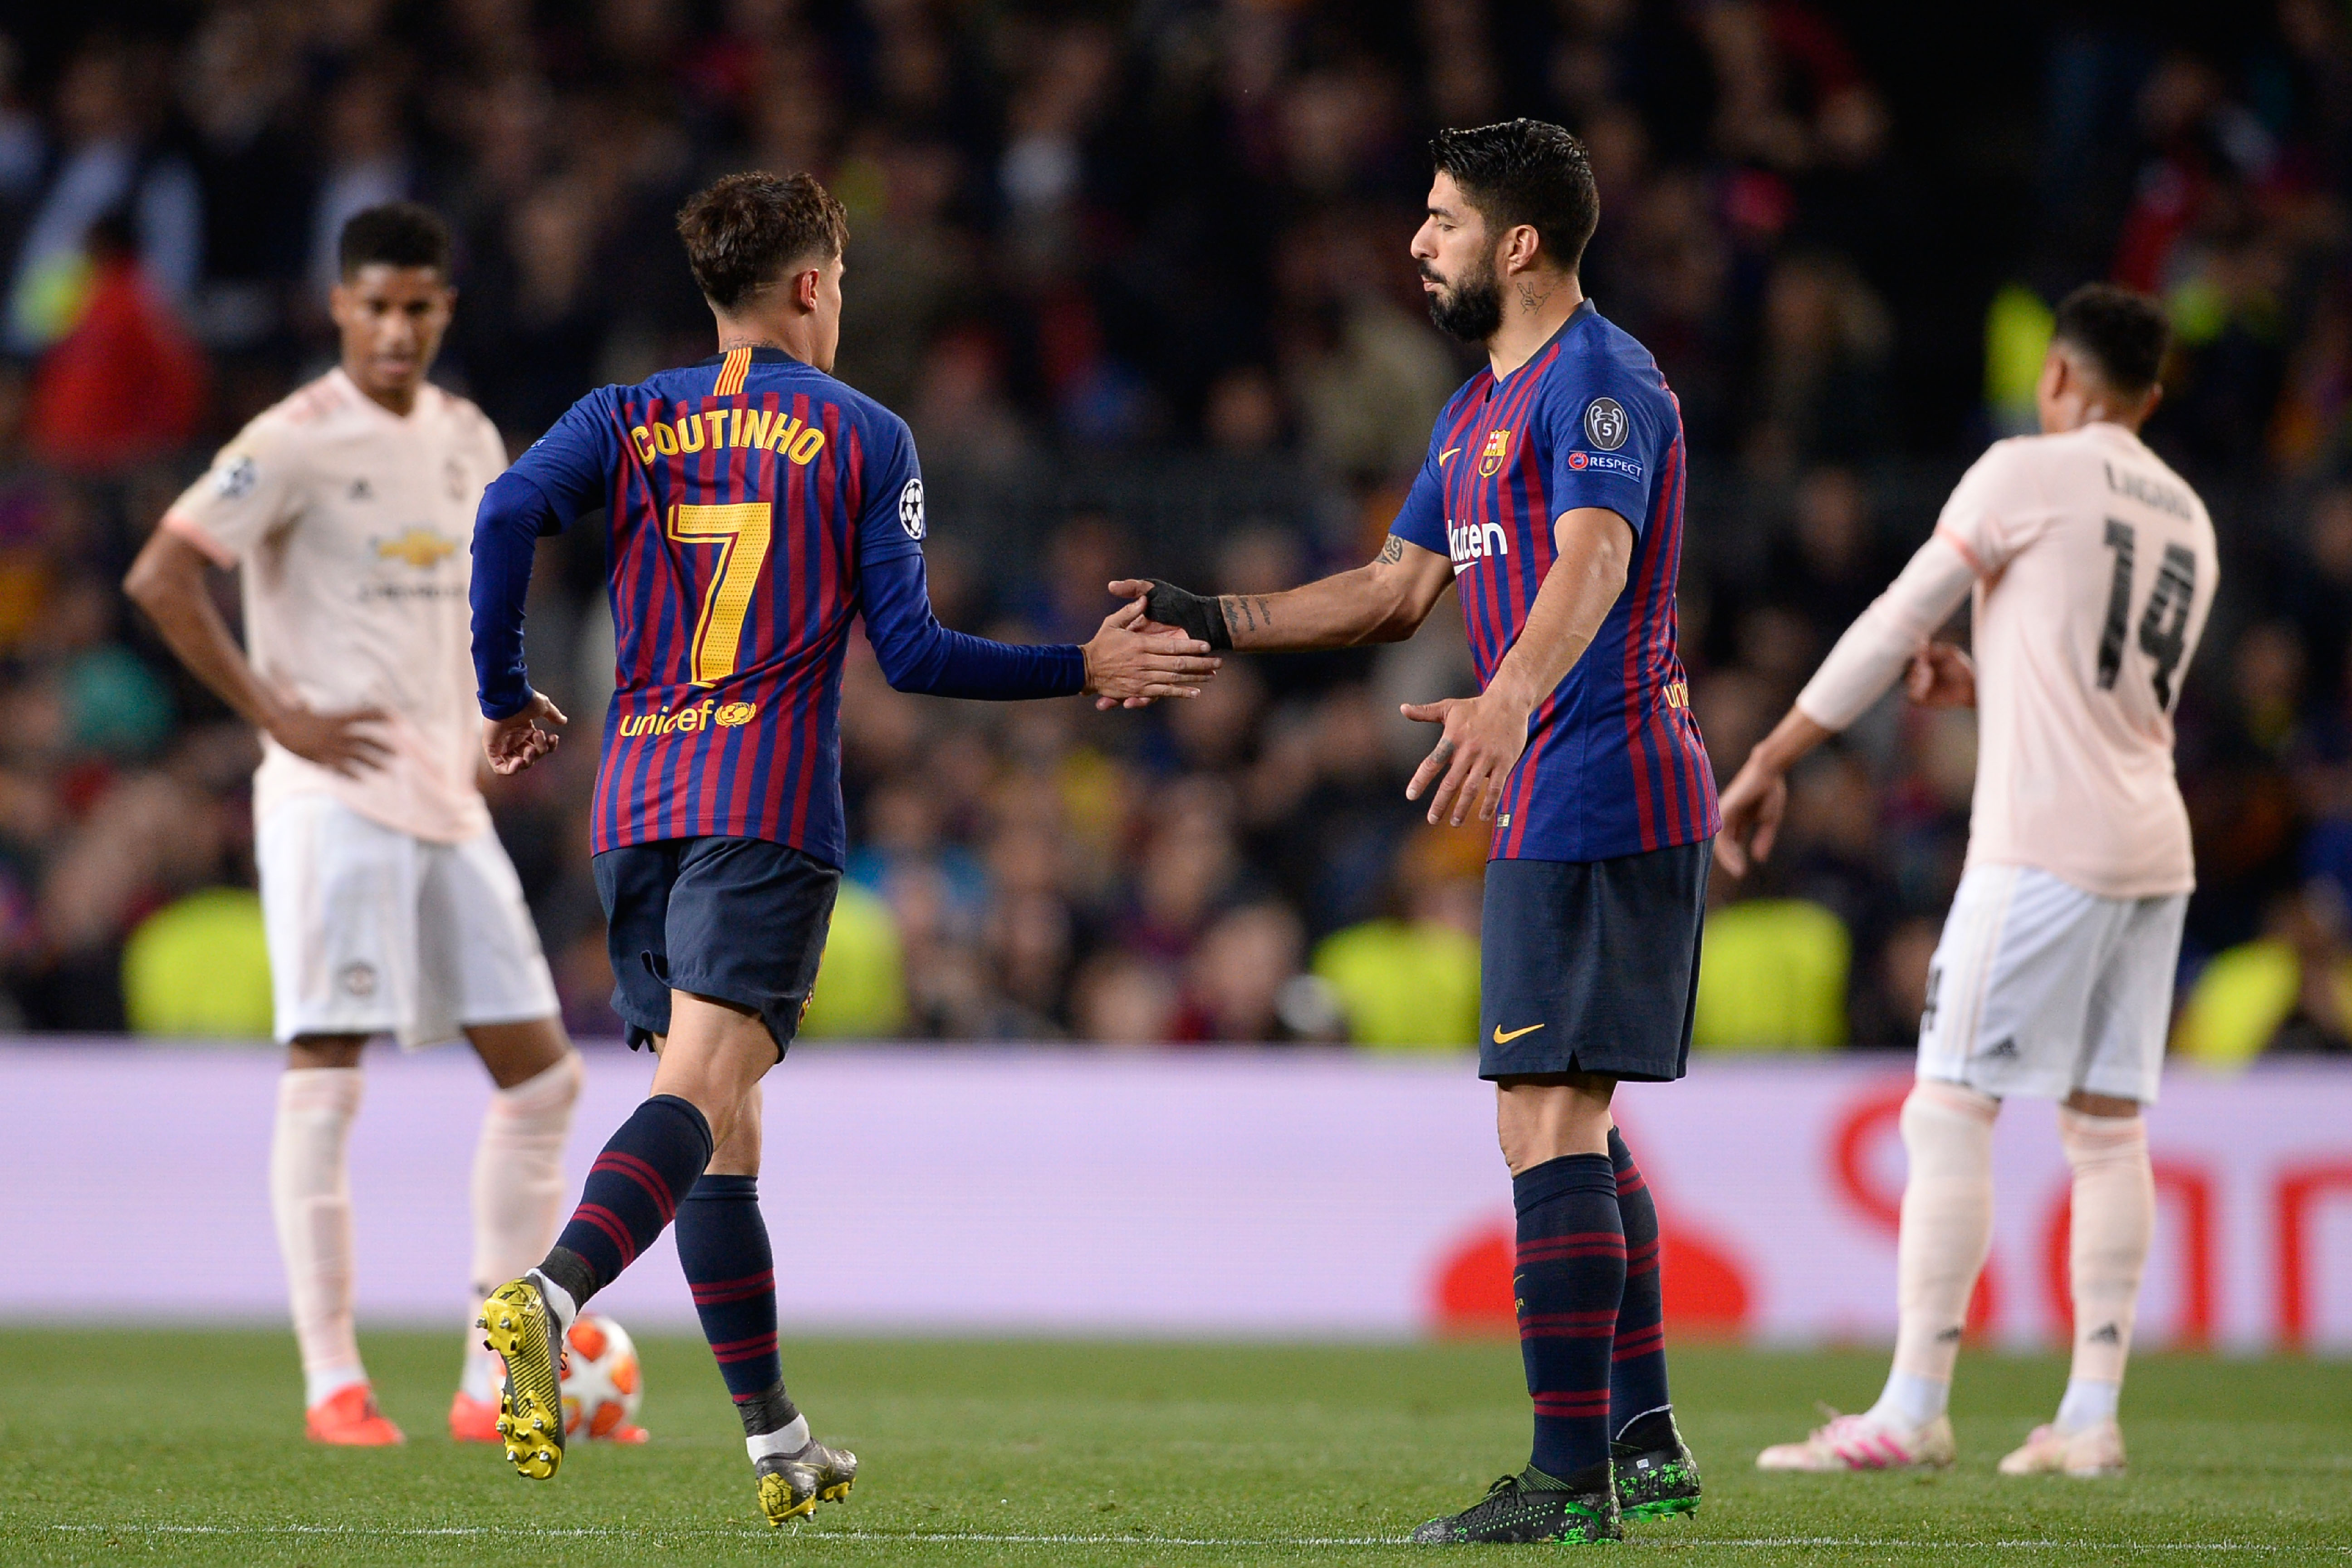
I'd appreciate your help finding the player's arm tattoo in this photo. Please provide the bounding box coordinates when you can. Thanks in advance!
[1377,534,1405,565]
[1219,594,1274,631]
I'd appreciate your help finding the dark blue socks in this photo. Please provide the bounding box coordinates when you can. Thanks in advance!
[544,1094,713,1304]
[1513,1152,1626,1480]
[1607,1128,1673,1440]
[676,1173,792,1431]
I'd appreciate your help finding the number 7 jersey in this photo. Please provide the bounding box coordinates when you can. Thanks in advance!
[503,346,929,864]
[1933,421,2218,899]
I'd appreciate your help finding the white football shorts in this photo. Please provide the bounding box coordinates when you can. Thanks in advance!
[1916,862,2186,1104]
[257,793,559,1048]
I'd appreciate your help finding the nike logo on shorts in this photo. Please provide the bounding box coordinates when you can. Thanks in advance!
[1492,1023,1545,1044]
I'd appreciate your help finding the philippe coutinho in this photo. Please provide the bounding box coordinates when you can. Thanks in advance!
[465,171,1217,1525]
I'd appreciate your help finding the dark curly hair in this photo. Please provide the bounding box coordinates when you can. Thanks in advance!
[1430,119,1598,275]
[2052,283,2171,395]
[675,171,849,312]
[339,201,451,279]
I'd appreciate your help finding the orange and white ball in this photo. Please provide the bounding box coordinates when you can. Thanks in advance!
[558,1312,644,1441]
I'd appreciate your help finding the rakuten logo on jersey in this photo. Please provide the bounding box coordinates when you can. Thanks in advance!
[1449,519,1508,567]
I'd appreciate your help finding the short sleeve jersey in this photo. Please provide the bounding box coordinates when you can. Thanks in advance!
[163,369,505,843]
[1392,301,1716,863]
[1931,422,2217,899]
[502,346,926,867]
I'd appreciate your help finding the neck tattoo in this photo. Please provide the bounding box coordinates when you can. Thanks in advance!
[1516,278,1556,314]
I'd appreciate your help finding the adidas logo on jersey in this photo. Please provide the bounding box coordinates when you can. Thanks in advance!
[1448,519,1509,566]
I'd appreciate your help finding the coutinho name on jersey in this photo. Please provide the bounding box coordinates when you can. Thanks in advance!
[627,407,829,466]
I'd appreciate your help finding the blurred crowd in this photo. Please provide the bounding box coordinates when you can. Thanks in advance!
[0,0,2349,1061]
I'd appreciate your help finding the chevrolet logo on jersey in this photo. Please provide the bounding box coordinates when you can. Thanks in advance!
[373,528,459,568]
[1478,428,1511,477]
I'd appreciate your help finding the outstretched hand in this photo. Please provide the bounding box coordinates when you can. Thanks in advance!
[1906,640,1976,709]
[1402,691,1530,828]
[483,691,568,776]
[1082,599,1221,709]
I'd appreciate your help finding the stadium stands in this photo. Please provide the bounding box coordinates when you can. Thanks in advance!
[0,5,2347,1054]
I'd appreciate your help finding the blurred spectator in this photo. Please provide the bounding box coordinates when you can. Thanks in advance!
[24,216,206,471]
[1314,824,1483,1049]
[5,43,201,353]
[121,884,270,1038]
[2175,882,2352,1066]
[1691,894,1850,1052]
[0,2,2345,1050]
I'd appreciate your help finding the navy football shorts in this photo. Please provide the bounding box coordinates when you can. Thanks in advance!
[1478,839,1710,1083]
[593,836,839,1061]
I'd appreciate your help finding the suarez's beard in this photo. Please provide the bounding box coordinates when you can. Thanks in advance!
[1424,254,1504,343]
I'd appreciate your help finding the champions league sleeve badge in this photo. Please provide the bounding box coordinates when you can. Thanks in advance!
[898,477,927,540]
[1582,397,1630,451]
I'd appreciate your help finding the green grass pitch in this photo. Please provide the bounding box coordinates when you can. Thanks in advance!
[3,1330,2348,1566]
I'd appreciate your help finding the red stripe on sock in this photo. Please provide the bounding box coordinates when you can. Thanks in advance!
[1515,1240,1630,1264]
[710,1332,779,1363]
[1612,1326,1668,1361]
[571,1203,637,1268]
[691,1270,777,1305]
[592,1151,679,1223]
[1531,1392,1612,1416]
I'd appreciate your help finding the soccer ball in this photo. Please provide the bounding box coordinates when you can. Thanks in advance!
[559,1312,644,1441]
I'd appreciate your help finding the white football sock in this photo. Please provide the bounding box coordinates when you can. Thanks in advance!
[273,1068,367,1406]
[466,1050,583,1395]
[747,1414,812,1461]
[1871,1370,1950,1429]
[1869,1082,1998,1428]
[528,1268,578,1333]
[304,1363,370,1407]
[2055,1375,2121,1432]
[2058,1106,2152,1423]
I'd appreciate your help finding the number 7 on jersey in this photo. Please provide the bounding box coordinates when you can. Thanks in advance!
[668,502,773,686]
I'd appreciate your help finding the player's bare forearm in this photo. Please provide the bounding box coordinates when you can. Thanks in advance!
[1714,707,1835,877]
[1111,535,1451,654]
[1401,508,1631,827]
[1487,508,1633,714]
[1746,707,1838,778]
[125,524,392,776]
[122,527,282,730]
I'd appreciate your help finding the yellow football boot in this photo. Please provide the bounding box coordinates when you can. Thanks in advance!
[755,1437,858,1526]
[477,1277,565,1480]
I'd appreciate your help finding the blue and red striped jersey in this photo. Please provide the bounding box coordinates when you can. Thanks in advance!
[1392,301,1717,863]
[492,346,1079,866]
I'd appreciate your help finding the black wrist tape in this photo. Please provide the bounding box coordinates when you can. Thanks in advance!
[1143,579,1232,651]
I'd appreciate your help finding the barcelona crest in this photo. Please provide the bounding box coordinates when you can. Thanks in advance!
[1478,428,1512,477]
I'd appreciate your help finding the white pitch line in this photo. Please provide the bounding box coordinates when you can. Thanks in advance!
[42,1524,2352,1552]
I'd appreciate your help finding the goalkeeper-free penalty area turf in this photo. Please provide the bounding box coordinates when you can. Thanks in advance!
[3,1331,2348,1566]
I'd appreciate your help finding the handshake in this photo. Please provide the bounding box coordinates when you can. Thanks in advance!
[1079,579,1230,711]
